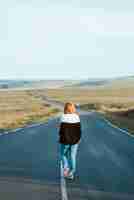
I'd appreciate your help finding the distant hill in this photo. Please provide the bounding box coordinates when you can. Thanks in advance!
[69,76,134,89]
[0,80,31,89]
[0,80,79,90]
[0,76,134,90]
[72,79,111,87]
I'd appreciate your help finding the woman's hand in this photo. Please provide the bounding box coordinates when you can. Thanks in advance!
[56,124,60,128]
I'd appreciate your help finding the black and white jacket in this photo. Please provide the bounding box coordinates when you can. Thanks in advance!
[59,113,81,145]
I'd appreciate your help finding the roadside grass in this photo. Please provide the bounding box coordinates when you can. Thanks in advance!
[1,87,134,135]
[101,111,134,135]
[46,88,134,135]
[80,104,134,135]
[0,90,60,132]
[46,88,134,107]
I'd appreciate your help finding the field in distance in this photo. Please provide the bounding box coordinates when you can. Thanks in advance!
[0,90,60,133]
[46,77,134,134]
[0,80,79,90]
[0,76,134,134]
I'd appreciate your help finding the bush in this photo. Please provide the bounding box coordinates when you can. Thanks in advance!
[80,103,100,110]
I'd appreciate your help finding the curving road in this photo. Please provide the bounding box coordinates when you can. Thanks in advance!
[0,98,134,199]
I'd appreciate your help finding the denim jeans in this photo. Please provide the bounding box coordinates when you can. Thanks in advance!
[60,143,79,174]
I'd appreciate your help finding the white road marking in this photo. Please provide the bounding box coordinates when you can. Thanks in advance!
[0,115,60,136]
[60,161,68,200]
[102,117,134,138]
[0,122,45,136]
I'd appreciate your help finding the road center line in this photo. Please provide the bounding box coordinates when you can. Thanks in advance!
[60,161,68,200]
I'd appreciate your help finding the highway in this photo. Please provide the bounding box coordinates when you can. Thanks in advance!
[0,98,134,199]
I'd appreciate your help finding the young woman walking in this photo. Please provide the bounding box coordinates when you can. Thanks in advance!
[58,102,81,180]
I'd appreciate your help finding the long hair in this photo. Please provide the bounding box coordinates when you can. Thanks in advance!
[64,102,77,114]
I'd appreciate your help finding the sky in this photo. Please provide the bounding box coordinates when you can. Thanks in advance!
[0,0,134,80]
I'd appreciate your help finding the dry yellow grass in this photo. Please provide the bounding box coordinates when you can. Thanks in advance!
[46,88,134,108]
[0,90,60,131]
[102,112,134,135]
[1,87,134,133]
[46,87,134,134]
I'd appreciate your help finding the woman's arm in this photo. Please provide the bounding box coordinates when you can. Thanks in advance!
[56,115,62,128]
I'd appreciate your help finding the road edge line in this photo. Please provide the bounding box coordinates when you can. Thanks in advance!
[102,116,134,138]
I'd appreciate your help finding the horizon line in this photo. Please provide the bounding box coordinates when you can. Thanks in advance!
[0,74,134,81]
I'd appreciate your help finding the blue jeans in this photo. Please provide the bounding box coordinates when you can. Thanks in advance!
[60,143,79,174]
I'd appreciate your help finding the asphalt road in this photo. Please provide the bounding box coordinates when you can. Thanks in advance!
[0,99,134,200]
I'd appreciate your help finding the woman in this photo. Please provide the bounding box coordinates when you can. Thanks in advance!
[58,102,81,180]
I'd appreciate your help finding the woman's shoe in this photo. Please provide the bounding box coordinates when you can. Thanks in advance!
[66,171,74,180]
[63,168,70,177]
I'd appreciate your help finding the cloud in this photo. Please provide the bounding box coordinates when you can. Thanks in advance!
[80,14,134,35]
[0,1,134,79]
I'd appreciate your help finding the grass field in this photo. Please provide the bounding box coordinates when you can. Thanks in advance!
[0,90,60,132]
[46,87,134,135]
[46,87,134,107]
[1,84,134,135]
[102,111,134,135]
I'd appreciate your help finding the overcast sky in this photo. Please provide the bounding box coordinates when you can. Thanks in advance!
[0,0,134,80]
